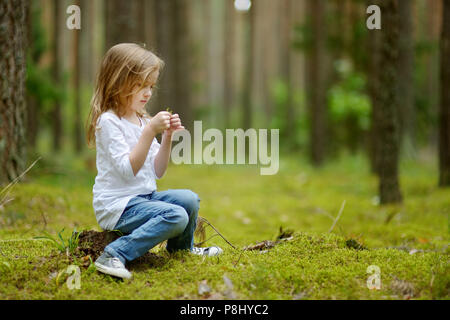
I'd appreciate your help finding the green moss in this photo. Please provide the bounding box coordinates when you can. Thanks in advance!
[0,153,448,299]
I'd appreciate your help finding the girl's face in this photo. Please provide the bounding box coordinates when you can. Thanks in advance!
[128,83,153,114]
[127,71,159,115]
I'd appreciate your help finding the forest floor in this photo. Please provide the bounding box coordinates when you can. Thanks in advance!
[0,151,448,299]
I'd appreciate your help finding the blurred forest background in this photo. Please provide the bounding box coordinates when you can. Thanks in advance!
[1,0,449,300]
[1,0,450,203]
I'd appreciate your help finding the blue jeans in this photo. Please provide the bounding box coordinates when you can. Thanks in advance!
[104,189,200,264]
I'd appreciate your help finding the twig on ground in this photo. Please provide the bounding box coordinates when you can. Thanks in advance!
[196,216,236,250]
[194,233,220,247]
[232,250,244,267]
[328,200,346,233]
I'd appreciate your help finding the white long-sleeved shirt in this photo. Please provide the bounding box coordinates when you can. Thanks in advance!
[92,110,160,230]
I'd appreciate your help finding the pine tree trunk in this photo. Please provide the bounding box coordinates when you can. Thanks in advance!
[280,0,293,146]
[155,0,175,113]
[367,0,382,174]
[398,0,415,152]
[242,3,255,130]
[105,0,145,49]
[439,0,450,187]
[377,0,403,204]
[173,0,193,132]
[52,0,62,151]
[154,0,192,131]
[307,0,327,166]
[26,2,38,152]
[425,0,442,147]
[224,0,236,129]
[0,0,29,184]
[73,0,82,153]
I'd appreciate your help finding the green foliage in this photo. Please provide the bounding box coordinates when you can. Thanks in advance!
[292,23,313,52]
[86,256,97,275]
[34,228,81,256]
[413,37,441,146]
[328,66,371,129]
[26,1,68,126]
[26,59,62,105]
[269,79,307,150]
[292,2,369,72]
[291,0,444,154]
[28,2,47,62]
[327,61,371,153]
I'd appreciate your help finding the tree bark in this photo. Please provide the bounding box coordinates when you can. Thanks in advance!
[26,2,38,152]
[439,0,450,187]
[0,0,29,184]
[224,0,236,129]
[105,0,145,49]
[280,0,294,146]
[155,0,175,113]
[398,0,415,152]
[173,0,193,132]
[242,1,255,130]
[154,0,193,132]
[73,0,82,153]
[367,0,382,174]
[307,0,327,166]
[52,0,62,151]
[377,0,403,204]
[425,0,442,147]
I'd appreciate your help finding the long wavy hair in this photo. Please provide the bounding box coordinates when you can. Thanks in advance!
[85,43,164,149]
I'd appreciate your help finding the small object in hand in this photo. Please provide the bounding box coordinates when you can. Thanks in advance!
[165,107,173,115]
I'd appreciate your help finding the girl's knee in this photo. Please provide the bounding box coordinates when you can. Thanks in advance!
[179,190,200,214]
[169,207,189,233]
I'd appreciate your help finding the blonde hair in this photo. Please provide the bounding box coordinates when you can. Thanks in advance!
[86,43,164,148]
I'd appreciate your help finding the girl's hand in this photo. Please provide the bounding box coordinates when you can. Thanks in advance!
[165,113,185,136]
[146,111,171,135]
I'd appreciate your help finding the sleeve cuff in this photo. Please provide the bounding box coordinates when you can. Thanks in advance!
[123,154,136,180]
[152,156,161,180]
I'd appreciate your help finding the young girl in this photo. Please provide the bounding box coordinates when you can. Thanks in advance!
[86,43,222,280]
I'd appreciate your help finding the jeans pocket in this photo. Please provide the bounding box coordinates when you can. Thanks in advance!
[114,197,139,229]
[114,212,127,230]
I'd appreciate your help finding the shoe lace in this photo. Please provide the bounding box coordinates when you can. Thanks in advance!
[192,247,204,255]
[111,257,124,268]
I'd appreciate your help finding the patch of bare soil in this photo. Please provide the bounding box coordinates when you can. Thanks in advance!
[77,230,166,269]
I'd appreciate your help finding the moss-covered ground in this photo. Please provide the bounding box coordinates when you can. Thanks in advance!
[0,151,448,299]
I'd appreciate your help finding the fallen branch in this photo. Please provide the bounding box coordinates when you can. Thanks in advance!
[243,236,294,251]
[243,240,277,251]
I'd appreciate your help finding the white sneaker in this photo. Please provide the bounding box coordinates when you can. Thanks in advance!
[191,246,223,257]
[94,252,132,279]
